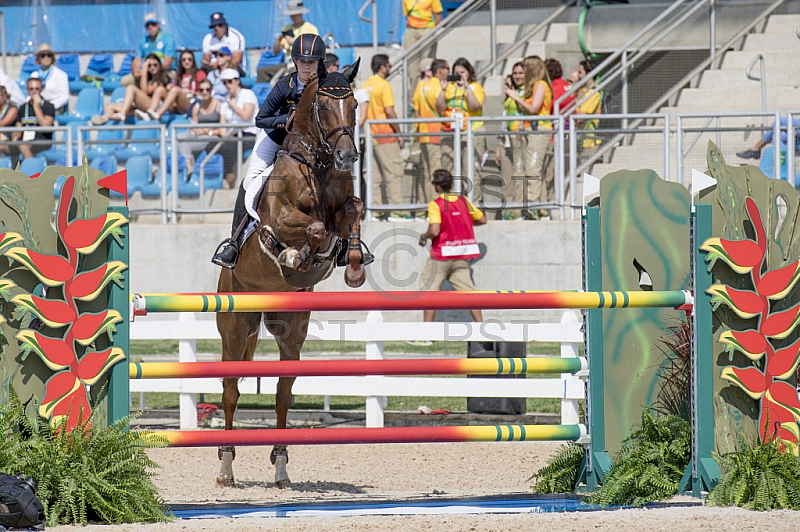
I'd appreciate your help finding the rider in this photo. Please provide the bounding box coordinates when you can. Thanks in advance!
[212,33,326,269]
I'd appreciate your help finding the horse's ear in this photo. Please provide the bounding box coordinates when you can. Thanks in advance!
[317,60,328,84]
[343,57,361,84]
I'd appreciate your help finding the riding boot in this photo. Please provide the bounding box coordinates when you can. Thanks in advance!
[212,185,249,269]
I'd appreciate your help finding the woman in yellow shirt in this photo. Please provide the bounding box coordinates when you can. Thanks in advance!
[503,55,552,219]
[496,62,526,219]
[435,57,488,206]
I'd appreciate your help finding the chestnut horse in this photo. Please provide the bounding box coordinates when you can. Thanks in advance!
[216,60,368,487]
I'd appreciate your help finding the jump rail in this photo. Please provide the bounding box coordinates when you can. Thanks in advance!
[131,290,694,315]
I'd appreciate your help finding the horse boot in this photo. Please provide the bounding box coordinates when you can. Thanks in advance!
[212,186,249,269]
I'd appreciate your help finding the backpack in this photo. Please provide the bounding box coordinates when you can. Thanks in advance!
[0,474,45,530]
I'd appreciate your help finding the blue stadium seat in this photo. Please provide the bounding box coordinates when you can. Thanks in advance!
[85,128,125,161]
[124,155,153,197]
[16,56,38,92]
[90,155,123,198]
[109,85,127,106]
[139,163,172,197]
[70,53,115,92]
[57,54,81,90]
[0,156,12,169]
[103,53,135,92]
[19,156,47,176]
[39,121,85,164]
[188,152,225,192]
[58,87,103,124]
[251,82,272,107]
[115,124,161,161]
[256,49,285,69]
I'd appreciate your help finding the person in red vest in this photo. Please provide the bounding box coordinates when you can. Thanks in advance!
[418,169,487,323]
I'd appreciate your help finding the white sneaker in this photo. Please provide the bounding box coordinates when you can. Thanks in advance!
[91,115,109,125]
[133,109,149,122]
[147,109,160,121]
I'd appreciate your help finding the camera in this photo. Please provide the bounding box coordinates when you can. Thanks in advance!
[446,74,461,82]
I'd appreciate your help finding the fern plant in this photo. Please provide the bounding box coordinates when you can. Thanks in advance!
[530,443,585,493]
[0,389,172,526]
[708,437,800,510]
[587,408,691,506]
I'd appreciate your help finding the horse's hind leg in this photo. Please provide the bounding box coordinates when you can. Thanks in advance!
[264,310,310,488]
[216,310,260,486]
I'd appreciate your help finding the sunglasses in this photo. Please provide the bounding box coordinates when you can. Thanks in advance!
[145,22,157,27]
[181,57,194,62]
[197,87,211,93]
[222,79,237,85]
[39,53,53,59]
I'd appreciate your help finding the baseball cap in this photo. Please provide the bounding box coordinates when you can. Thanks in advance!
[220,68,240,80]
[209,12,227,27]
[216,46,232,56]
[144,13,159,25]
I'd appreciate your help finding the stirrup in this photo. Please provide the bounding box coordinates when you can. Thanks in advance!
[211,238,239,269]
[337,236,374,267]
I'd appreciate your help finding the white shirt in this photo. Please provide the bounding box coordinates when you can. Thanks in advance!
[222,88,258,135]
[202,27,247,72]
[206,70,229,101]
[0,67,25,107]
[31,66,70,110]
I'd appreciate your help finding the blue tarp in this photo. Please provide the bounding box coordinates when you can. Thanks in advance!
[1,0,406,55]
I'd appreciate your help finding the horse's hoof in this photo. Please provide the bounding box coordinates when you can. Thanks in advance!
[275,479,292,489]
[278,249,300,269]
[215,475,235,487]
[274,454,291,488]
[217,449,235,487]
[344,266,366,288]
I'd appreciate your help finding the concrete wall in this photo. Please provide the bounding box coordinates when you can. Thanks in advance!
[130,219,582,323]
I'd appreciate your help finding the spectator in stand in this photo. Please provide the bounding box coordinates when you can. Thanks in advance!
[574,60,603,163]
[361,54,405,213]
[436,57,486,206]
[541,58,571,202]
[202,12,247,77]
[325,54,340,73]
[11,77,55,160]
[0,86,19,156]
[413,58,439,202]
[503,55,552,220]
[206,47,234,100]
[402,0,443,92]
[151,50,206,121]
[216,69,257,189]
[123,13,176,86]
[177,79,227,175]
[258,1,319,83]
[0,68,25,107]
[92,54,170,124]
[30,44,69,116]
[495,62,526,220]
[417,169,486,324]
[736,117,800,160]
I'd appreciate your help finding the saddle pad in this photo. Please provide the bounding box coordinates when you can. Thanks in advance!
[244,164,274,222]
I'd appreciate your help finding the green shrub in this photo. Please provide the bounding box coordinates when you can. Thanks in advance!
[588,408,690,506]
[0,389,172,526]
[529,442,585,493]
[708,437,800,510]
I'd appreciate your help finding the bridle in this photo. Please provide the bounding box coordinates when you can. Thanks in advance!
[311,87,358,160]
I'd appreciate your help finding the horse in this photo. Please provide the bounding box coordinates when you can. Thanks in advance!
[215,59,368,488]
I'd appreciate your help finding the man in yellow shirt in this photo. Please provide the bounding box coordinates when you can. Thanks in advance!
[414,58,447,202]
[403,0,443,93]
[360,54,405,210]
[272,1,319,55]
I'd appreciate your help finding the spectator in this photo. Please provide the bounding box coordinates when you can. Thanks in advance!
[495,62,526,220]
[30,44,69,115]
[123,13,176,86]
[92,54,170,124]
[216,69,257,188]
[0,86,19,156]
[402,0,443,92]
[202,12,247,77]
[361,54,404,212]
[177,79,226,175]
[206,47,234,100]
[11,77,55,160]
[417,169,486,324]
[541,58,570,204]
[436,57,486,206]
[325,53,340,73]
[152,50,206,121]
[737,117,800,160]
[413,58,439,202]
[0,68,25,107]
[212,34,325,269]
[273,1,319,56]
[503,55,552,219]
[575,59,603,158]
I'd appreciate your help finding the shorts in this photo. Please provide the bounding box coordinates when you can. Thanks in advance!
[420,257,477,292]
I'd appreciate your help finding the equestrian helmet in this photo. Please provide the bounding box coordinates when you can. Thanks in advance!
[291,34,326,61]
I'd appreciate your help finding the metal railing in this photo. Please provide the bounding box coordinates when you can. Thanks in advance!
[0,125,72,167]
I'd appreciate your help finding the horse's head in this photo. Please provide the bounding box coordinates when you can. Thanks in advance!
[310,59,361,171]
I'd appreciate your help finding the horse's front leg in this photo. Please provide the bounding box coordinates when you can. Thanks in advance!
[344,196,366,288]
[264,310,310,488]
[273,208,326,272]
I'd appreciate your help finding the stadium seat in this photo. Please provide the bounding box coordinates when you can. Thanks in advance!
[70,53,115,92]
[16,56,38,92]
[251,82,272,107]
[84,127,125,161]
[109,85,127,106]
[0,156,12,169]
[139,163,172,198]
[58,87,103,124]
[39,121,85,164]
[165,155,191,196]
[257,49,285,69]
[758,144,800,186]
[102,52,135,92]
[19,156,47,176]
[57,54,81,90]
[124,155,153,197]
[188,152,225,192]
[114,123,161,161]
[90,155,123,198]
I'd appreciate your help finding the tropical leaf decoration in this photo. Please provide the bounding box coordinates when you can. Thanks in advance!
[705,196,800,454]
[529,443,585,493]
[0,174,128,430]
